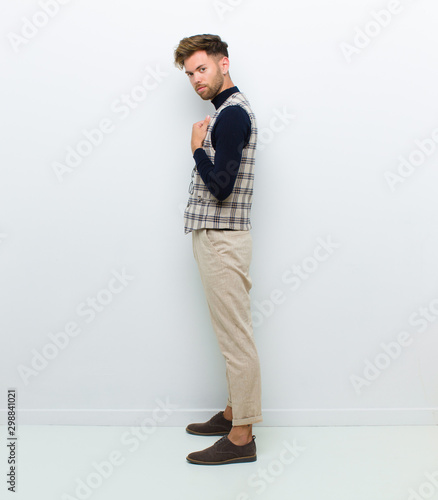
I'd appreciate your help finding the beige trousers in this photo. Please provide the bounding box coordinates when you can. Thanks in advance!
[192,228,263,426]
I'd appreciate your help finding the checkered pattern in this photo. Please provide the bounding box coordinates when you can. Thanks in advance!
[184,91,257,234]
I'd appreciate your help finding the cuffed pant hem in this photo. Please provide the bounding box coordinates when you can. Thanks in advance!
[232,415,263,426]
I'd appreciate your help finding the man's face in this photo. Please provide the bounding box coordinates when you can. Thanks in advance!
[184,50,226,101]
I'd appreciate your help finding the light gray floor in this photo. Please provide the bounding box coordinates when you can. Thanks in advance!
[2,424,438,499]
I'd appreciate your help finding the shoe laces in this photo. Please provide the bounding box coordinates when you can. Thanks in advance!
[216,435,255,446]
[215,435,229,446]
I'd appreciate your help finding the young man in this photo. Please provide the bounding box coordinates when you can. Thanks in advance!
[174,34,262,465]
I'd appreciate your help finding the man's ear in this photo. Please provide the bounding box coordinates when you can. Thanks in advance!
[219,56,230,75]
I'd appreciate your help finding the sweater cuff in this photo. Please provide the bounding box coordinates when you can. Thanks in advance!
[193,147,206,161]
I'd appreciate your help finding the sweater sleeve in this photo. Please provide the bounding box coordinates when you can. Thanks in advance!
[193,105,251,201]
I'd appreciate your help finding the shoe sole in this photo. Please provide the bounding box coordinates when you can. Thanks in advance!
[185,427,230,436]
[186,455,257,465]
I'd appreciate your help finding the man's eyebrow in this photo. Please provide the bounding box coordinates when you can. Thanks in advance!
[185,64,206,75]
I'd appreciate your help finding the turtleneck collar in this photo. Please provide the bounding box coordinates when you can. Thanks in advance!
[211,86,239,110]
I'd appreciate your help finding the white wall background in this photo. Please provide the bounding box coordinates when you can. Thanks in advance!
[1,0,438,426]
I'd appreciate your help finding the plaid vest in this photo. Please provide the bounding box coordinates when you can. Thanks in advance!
[184,91,257,234]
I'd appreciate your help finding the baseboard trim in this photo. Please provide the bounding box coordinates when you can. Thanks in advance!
[2,408,438,426]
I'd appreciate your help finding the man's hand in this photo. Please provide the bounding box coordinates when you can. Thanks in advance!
[191,115,211,154]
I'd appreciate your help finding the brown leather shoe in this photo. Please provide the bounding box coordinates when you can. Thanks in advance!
[186,435,257,465]
[186,411,233,436]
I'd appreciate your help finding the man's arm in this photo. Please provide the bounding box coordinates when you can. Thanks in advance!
[193,106,251,201]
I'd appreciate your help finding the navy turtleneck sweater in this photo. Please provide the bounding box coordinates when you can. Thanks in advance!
[193,86,251,201]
